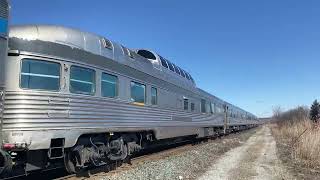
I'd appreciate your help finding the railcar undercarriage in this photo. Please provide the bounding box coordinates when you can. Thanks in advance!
[0,125,257,179]
[0,131,155,178]
[64,133,142,174]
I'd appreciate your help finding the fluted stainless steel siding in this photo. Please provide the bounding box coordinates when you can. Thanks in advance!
[2,91,254,149]
[0,0,8,147]
[3,91,223,131]
[0,89,3,115]
[0,88,3,146]
[0,0,8,87]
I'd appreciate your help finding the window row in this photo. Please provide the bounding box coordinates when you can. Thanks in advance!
[94,38,194,84]
[200,99,225,115]
[182,98,222,114]
[20,59,158,105]
[20,59,254,118]
[229,111,251,119]
[159,56,194,83]
[183,97,252,118]
[135,50,194,83]
[183,98,196,112]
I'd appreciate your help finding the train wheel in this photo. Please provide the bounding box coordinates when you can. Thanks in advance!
[64,150,81,174]
[0,150,12,176]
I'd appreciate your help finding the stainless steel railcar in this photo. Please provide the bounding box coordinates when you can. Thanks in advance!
[0,0,9,176]
[0,25,258,177]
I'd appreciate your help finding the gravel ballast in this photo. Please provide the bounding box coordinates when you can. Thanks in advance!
[93,129,257,180]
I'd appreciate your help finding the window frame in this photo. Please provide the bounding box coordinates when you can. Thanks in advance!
[201,99,206,113]
[172,64,181,75]
[183,70,191,80]
[191,102,195,111]
[151,87,158,105]
[130,81,146,105]
[160,56,169,69]
[137,50,156,60]
[186,72,193,81]
[189,74,195,83]
[121,45,134,59]
[69,65,96,95]
[102,38,113,50]
[166,60,175,72]
[178,67,186,78]
[20,58,62,92]
[212,103,216,114]
[183,98,189,110]
[101,72,119,98]
[210,103,214,114]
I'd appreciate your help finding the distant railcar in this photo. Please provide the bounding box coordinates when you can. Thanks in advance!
[0,25,258,177]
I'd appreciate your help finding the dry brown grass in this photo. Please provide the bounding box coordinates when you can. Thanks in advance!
[271,107,320,170]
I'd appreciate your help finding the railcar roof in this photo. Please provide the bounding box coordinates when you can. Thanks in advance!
[9,25,196,85]
[9,25,112,55]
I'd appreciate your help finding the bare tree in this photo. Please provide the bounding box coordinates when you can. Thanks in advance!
[272,106,282,120]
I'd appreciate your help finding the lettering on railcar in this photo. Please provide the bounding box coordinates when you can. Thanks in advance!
[11,132,23,137]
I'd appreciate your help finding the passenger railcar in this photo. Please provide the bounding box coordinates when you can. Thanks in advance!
[0,0,9,176]
[0,25,258,177]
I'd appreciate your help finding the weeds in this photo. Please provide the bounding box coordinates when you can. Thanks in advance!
[272,107,320,170]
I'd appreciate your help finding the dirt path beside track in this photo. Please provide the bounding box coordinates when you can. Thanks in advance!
[198,126,294,180]
[90,128,257,180]
[63,127,298,180]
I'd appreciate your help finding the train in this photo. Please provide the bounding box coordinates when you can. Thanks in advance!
[0,1,258,178]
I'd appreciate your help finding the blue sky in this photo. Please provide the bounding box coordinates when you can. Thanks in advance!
[10,0,320,117]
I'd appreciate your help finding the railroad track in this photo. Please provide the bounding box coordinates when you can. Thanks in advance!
[56,135,230,180]
[55,142,195,180]
[7,130,247,180]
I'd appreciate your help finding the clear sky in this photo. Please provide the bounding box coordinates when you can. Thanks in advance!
[9,0,320,117]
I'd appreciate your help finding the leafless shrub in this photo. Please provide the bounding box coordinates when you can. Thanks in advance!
[271,106,320,169]
[273,106,309,127]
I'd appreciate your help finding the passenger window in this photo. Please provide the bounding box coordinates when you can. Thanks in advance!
[70,66,95,95]
[191,103,195,111]
[21,59,61,91]
[184,71,191,80]
[172,64,181,75]
[186,72,193,81]
[213,103,217,113]
[101,73,118,98]
[137,50,156,60]
[179,67,186,78]
[103,38,113,50]
[131,81,146,104]
[210,103,214,114]
[184,99,189,110]
[167,61,175,72]
[206,102,211,113]
[190,75,195,83]
[151,87,158,105]
[201,99,206,113]
[121,45,134,58]
[219,106,223,114]
[160,56,169,69]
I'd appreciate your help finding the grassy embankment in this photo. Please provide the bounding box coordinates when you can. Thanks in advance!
[271,107,320,174]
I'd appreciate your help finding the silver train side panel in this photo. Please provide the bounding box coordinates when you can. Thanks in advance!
[0,0,8,87]
[1,90,223,149]
[0,0,9,147]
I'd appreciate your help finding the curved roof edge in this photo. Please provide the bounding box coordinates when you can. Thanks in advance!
[9,24,197,88]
